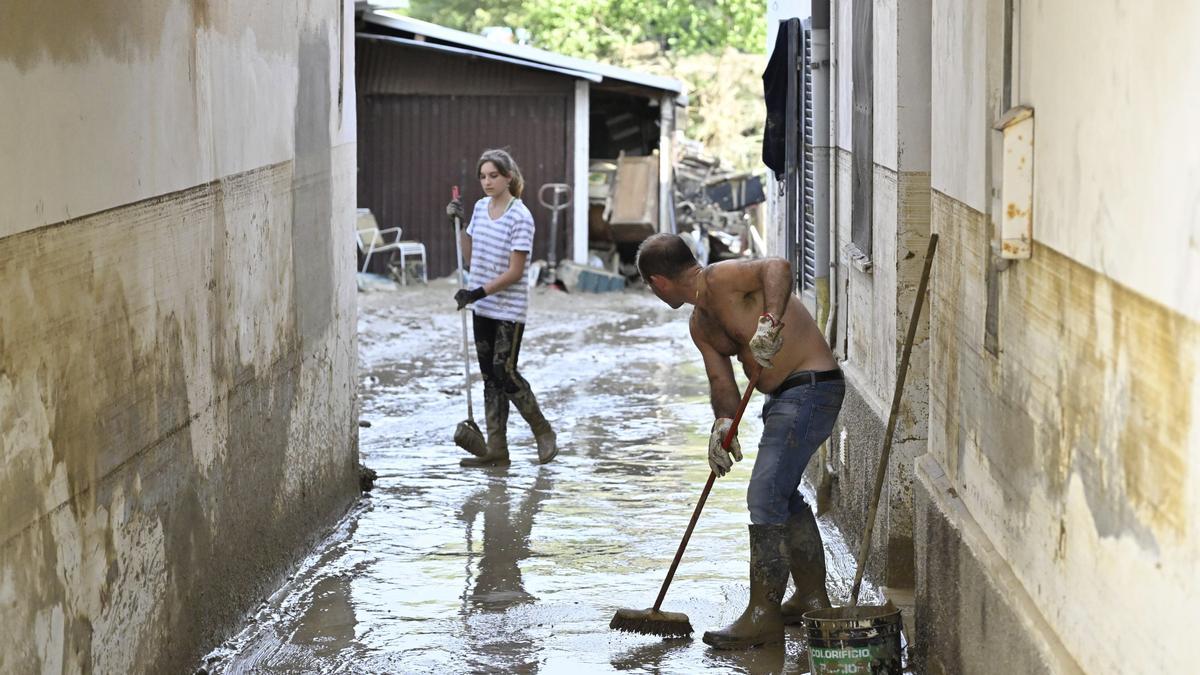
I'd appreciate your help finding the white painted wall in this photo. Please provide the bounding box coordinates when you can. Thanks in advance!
[927,0,1200,670]
[833,0,933,401]
[822,0,935,591]
[0,1,359,671]
[1019,0,1200,320]
[0,1,327,239]
[930,0,995,212]
[835,0,853,151]
[573,80,589,264]
[897,0,931,171]
[873,0,898,171]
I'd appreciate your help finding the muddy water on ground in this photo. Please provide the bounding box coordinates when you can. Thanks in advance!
[203,280,882,674]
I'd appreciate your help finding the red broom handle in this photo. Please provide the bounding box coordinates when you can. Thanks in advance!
[653,369,762,611]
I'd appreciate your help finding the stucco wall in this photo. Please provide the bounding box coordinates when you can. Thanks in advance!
[1016,1,1200,321]
[0,2,359,672]
[927,0,1200,671]
[824,0,933,590]
[928,188,1200,672]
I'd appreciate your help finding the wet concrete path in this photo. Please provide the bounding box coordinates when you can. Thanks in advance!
[204,280,882,674]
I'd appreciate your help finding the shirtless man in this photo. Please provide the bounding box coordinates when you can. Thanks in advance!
[636,233,844,650]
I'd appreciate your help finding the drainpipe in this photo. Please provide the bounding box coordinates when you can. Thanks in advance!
[812,0,839,514]
[819,2,838,350]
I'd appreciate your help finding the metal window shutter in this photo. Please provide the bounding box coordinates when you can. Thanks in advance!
[801,26,817,291]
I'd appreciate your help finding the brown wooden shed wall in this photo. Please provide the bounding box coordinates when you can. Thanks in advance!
[356,38,576,278]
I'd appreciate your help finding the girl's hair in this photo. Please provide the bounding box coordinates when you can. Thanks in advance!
[477,148,524,198]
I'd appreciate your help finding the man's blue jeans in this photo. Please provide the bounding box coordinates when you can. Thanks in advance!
[747,378,845,524]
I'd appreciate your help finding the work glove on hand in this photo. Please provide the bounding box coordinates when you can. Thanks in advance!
[749,313,784,368]
[446,198,465,224]
[708,417,743,477]
[455,287,486,310]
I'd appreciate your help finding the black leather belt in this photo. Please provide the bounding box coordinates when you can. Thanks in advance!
[773,369,844,395]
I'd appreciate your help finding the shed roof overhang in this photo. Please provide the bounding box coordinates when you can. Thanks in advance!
[357,33,602,83]
[360,10,687,104]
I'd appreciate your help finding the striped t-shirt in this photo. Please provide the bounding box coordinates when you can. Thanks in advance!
[466,197,535,322]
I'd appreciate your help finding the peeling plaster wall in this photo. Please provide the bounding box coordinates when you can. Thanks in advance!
[0,2,359,672]
[924,0,1200,671]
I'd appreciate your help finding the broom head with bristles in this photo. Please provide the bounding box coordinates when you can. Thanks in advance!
[609,607,693,638]
[454,419,487,456]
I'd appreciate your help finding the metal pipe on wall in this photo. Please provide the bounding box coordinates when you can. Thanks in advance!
[822,2,838,349]
[810,8,833,338]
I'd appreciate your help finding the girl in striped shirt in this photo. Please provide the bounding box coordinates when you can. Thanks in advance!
[447,149,557,467]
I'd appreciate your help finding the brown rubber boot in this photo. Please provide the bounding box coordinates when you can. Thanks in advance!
[461,383,511,468]
[508,388,558,464]
[702,524,789,650]
[780,508,832,624]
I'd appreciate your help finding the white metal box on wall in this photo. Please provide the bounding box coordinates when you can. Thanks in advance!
[993,106,1034,259]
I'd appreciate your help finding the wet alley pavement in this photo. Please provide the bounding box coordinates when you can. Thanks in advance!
[203,279,883,674]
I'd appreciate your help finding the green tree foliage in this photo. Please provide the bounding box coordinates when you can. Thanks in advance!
[406,0,764,60]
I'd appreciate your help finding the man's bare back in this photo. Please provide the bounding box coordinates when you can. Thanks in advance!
[689,259,837,395]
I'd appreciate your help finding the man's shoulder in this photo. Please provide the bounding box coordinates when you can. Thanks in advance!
[702,259,744,282]
[701,260,749,292]
[704,258,773,295]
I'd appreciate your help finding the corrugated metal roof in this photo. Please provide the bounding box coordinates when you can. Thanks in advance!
[362,11,686,98]
[357,33,602,83]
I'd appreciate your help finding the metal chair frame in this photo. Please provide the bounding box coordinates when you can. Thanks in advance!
[355,209,427,285]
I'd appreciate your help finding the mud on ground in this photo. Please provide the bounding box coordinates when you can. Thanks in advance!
[202,279,883,674]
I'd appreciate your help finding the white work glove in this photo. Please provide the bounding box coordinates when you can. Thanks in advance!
[708,417,743,477]
[749,313,784,368]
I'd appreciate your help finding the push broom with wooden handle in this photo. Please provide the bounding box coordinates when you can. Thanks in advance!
[610,369,761,638]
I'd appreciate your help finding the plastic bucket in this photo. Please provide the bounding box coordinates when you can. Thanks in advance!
[803,605,903,675]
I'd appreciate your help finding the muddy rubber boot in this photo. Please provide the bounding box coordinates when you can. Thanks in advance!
[461,384,511,468]
[508,388,558,464]
[702,524,788,650]
[780,509,832,624]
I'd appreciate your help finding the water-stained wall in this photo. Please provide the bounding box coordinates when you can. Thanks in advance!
[0,2,359,672]
[821,0,933,589]
[920,0,1200,671]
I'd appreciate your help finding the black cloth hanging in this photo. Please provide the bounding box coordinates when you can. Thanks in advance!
[762,19,798,178]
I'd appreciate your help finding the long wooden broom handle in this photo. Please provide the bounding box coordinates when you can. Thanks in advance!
[451,185,475,422]
[849,233,938,606]
[653,369,762,612]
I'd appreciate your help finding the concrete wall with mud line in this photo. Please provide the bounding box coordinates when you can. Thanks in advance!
[922,0,1200,670]
[0,2,360,672]
[924,191,1200,672]
[823,0,933,590]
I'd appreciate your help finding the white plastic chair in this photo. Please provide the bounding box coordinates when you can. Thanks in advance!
[355,208,427,285]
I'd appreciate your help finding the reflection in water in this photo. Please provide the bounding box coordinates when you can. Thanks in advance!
[460,469,552,611]
[458,468,553,673]
[290,575,358,657]
[609,638,692,671]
